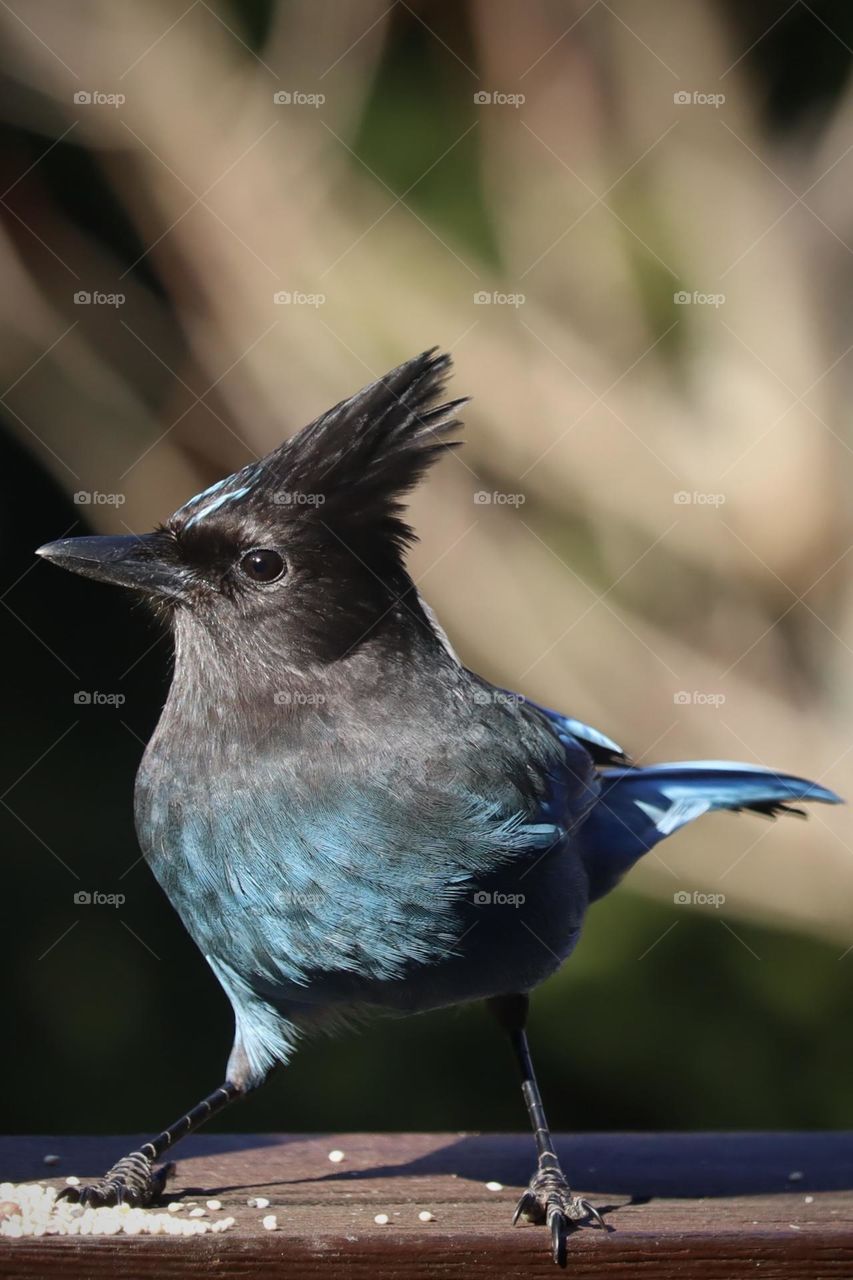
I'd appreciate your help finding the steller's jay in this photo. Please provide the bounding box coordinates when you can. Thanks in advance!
[38,350,841,1264]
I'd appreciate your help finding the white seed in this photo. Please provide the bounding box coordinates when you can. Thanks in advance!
[805,1195,814,1204]
[262,1214,278,1231]
[43,1155,60,1166]
[374,1213,389,1225]
[64,1177,80,1187]
[248,1196,270,1209]
[0,1182,237,1238]
[206,1199,222,1211]
[418,1210,435,1222]
[189,1208,206,1218]
[168,1203,182,1212]
[485,1181,503,1192]
[328,1149,345,1163]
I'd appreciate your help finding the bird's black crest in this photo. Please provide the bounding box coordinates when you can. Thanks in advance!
[173,349,464,558]
[274,348,463,544]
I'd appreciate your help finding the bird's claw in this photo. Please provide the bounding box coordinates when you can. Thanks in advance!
[513,1159,606,1266]
[57,1152,174,1208]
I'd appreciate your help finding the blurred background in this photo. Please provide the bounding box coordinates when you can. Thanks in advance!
[2,0,853,1140]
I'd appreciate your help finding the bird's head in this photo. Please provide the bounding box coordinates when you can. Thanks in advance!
[37,349,464,666]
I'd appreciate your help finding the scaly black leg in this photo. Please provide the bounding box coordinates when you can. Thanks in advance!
[488,994,605,1266]
[59,1081,242,1207]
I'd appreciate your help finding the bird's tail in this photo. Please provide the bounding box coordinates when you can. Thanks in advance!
[579,761,842,902]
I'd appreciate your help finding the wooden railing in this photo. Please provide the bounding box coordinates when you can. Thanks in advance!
[2,1131,852,1276]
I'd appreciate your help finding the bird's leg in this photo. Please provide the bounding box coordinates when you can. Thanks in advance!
[58,1081,243,1208]
[488,994,605,1266]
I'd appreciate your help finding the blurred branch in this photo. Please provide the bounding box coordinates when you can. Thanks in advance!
[0,0,850,942]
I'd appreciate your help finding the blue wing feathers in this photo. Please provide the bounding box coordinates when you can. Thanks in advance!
[521,698,629,765]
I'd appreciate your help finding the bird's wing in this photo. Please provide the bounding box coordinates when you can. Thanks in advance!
[514,695,629,766]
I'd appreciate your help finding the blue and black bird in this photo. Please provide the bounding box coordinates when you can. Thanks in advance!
[38,351,841,1264]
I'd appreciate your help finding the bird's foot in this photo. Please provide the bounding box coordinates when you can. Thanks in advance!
[513,1154,606,1266]
[57,1151,174,1208]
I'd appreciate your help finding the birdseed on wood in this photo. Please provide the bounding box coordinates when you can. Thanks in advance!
[0,1183,236,1238]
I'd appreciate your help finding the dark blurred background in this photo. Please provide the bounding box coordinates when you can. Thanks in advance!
[2,0,853,1139]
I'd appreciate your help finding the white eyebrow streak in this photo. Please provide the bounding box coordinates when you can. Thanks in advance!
[184,484,252,527]
[179,475,230,512]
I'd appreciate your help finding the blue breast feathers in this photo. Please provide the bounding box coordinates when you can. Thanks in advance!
[143,773,569,993]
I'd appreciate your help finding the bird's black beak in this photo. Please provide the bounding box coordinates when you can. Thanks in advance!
[36,533,185,599]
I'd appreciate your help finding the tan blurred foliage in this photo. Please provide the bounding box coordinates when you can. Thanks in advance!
[0,0,850,941]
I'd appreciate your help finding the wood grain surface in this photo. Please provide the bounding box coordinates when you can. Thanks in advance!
[1,1131,852,1277]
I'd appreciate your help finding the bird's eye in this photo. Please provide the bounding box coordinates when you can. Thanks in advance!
[239,548,285,584]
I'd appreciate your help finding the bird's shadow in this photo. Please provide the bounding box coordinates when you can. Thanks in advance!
[181,1130,853,1205]
[13,1130,851,1218]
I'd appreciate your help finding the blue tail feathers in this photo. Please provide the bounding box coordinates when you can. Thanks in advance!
[579,760,843,902]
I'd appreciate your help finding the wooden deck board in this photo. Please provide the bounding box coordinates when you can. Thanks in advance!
[1,1132,852,1277]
